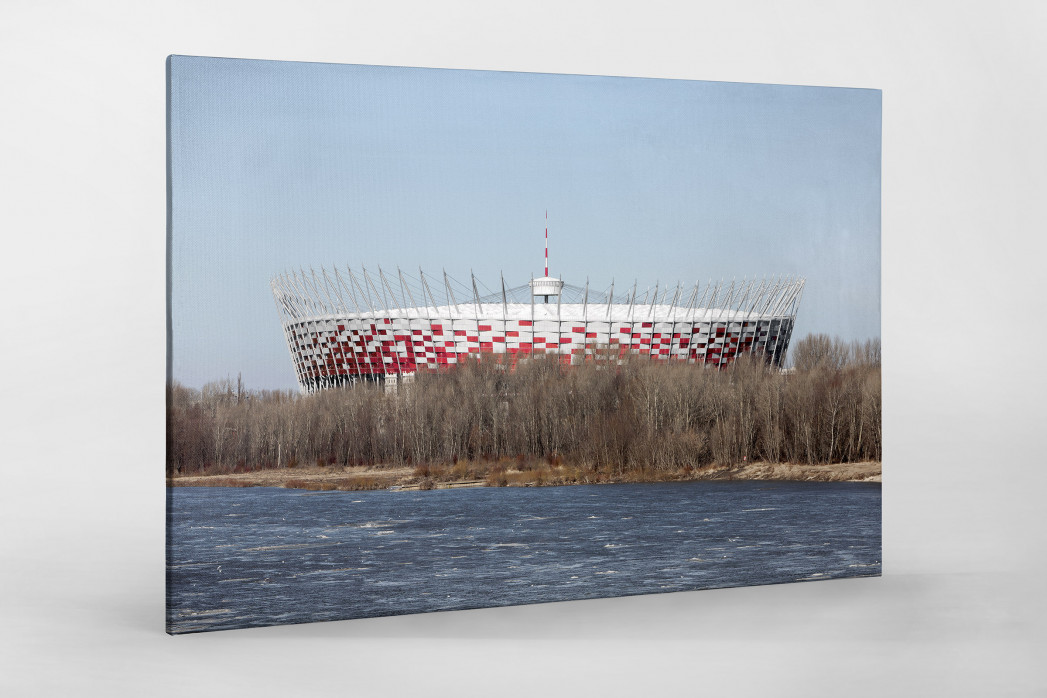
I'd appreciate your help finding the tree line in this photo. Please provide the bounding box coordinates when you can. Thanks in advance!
[167,334,881,477]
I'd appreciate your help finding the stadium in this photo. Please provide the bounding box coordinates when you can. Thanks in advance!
[270,257,805,393]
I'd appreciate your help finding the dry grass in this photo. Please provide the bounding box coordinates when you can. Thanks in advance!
[283,476,393,491]
[172,477,261,488]
[169,457,881,491]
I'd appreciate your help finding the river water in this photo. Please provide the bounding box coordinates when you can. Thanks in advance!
[167,481,881,633]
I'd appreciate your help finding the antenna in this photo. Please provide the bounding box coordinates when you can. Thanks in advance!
[545,210,549,277]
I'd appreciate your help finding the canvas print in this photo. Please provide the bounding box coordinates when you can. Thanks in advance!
[166,56,881,634]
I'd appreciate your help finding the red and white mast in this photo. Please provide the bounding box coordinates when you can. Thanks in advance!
[545,210,549,277]
[530,210,564,301]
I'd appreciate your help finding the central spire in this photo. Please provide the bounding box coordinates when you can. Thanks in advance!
[530,211,565,302]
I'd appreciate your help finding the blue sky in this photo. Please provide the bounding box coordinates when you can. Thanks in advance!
[169,56,880,390]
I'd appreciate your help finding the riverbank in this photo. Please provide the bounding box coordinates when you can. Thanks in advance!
[167,460,880,491]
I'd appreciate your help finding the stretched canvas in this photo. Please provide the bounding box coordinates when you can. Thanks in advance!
[166,56,881,634]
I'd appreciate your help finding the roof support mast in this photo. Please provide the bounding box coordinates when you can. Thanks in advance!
[544,210,550,303]
[545,210,549,277]
[528,210,563,304]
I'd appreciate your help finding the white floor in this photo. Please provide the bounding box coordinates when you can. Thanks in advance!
[4,552,1044,696]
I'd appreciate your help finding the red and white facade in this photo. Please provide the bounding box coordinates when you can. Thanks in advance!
[271,268,804,393]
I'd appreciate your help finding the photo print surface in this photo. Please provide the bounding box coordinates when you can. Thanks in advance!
[167,56,881,633]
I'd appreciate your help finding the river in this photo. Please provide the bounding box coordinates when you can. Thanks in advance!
[167,480,881,633]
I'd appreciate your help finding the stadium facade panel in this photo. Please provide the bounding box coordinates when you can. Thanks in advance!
[271,268,804,393]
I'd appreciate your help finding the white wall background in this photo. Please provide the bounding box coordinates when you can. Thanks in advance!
[1,1,1044,695]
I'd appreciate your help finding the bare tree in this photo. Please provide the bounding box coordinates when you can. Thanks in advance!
[168,334,881,478]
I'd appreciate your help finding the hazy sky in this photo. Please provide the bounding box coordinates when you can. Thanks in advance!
[169,56,880,390]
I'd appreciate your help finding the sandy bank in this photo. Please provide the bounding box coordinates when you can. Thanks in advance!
[696,460,881,483]
[168,461,880,490]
